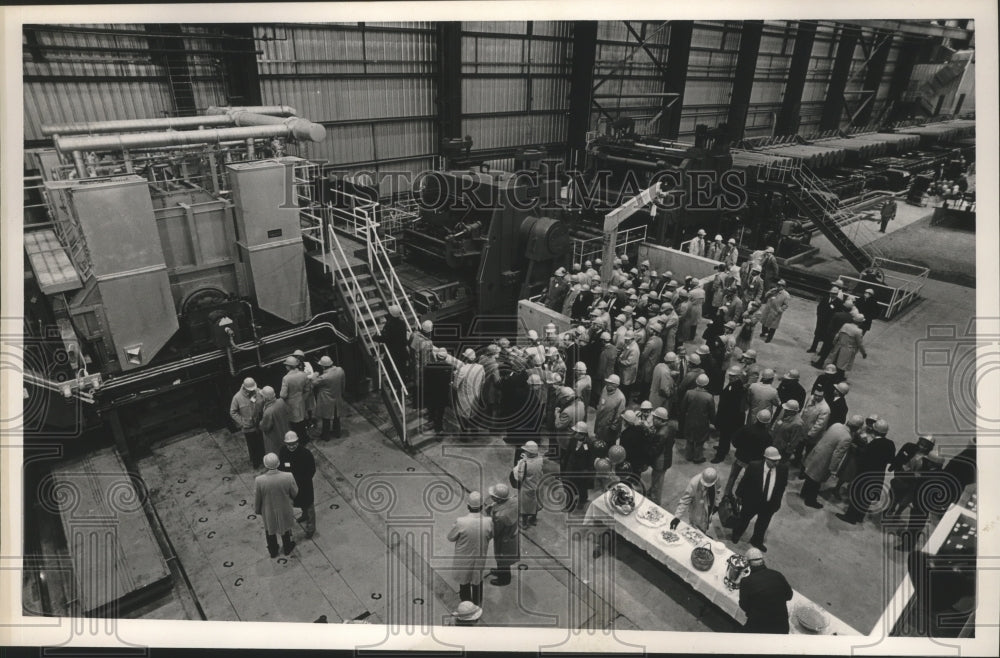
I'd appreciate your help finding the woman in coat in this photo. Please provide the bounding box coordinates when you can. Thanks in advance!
[514,441,545,527]
[312,356,345,440]
[759,281,790,343]
[825,318,867,376]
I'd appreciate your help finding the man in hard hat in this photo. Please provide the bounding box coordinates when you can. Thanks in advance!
[423,347,454,436]
[770,400,805,463]
[712,365,748,464]
[828,381,850,427]
[409,319,435,394]
[595,375,626,445]
[637,324,664,399]
[648,407,677,505]
[807,285,845,354]
[747,368,780,427]
[377,304,410,383]
[618,409,650,481]
[447,491,493,605]
[679,373,716,464]
[776,369,806,410]
[810,362,842,404]
[733,446,788,552]
[706,234,726,261]
[738,547,793,633]
[454,348,486,438]
[564,422,596,511]
[856,288,880,335]
[278,431,317,539]
[513,441,545,527]
[837,418,895,525]
[885,435,937,520]
[670,467,720,534]
[486,483,519,585]
[254,452,298,558]
[759,279,789,343]
[825,315,868,379]
[727,408,773,496]
[616,330,640,403]
[801,415,865,508]
[796,389,830,466]
[812,301,854,368]
[687,228,707,257]
[554,386,586,469]
[259,386,290,456]
[230,377,264,469]
[720,237,739,268]
[595,332,617,406]
[648,351,679,412]
[571,361,592,405]
[544,267,570,311]
[312,355,345,441]
[281,354,312,444]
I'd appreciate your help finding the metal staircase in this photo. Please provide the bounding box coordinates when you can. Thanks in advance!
[757,160,877,272]
[295,161,421,448]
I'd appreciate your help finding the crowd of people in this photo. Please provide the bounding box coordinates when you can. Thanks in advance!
[380,250,975,631]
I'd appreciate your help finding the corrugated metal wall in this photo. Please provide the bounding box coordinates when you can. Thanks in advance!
[22,24,231,144]
[461,21,572,159]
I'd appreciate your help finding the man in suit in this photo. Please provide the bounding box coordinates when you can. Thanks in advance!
[253,453,298,558]
[812,303,854,368]
[828,381,850,426]
[732,447,788,552]
[312,355,345,440]
[836,418,896,525]
[807,286,844,353]
[856,288,880,335]
[738,547,793,633]
[423,347,454,435]
[447,491,493,606]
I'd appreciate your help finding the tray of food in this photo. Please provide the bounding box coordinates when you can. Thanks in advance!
[793,604,829,633]
[660,529,681,545]
[680,526,705,545]
[636,506,667,527]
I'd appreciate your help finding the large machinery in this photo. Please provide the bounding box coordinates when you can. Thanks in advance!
[23,107,351,453]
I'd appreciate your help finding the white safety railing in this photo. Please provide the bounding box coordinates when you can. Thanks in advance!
[571,224,648,266]
[364,220,422,334]
[326,224,412,447]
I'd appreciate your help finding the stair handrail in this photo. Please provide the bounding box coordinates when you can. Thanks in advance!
[365,217,422,334]
[326,223,411,447]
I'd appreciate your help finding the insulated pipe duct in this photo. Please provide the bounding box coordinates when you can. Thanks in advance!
[55,122,326,154]
[41,115,235,137]
[205,105,298,117]
[224,109,326,142]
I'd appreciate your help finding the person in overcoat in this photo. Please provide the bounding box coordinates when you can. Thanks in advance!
[679,374,715,463]
[770,400,806,462]
[312,355,345,440]
[647,407,677,506]
[836,419,896,524]
[486,484,520,585]
[647,352,678,410]
[453,348,485,436]
[759,281,790,343]
[513,441,545,527]
[422,347,454,434]
[563,423,596,511]
[808,287,845,353]
[280,355,312,443]
[254,453,298,557]
[278,431,316,538]
[733,448,788,551]
[377,305,410,381]
[670,467,720,534]
[447,491,493,605]
[738,548,793,634]
[795,389,830,464]
[712,366,747,463]
[259,386,291,456]
[825,317,867,377]
[801,416,863,508]
[554,387,587,468]
[230,377,264,468]
[594,375,626,446]
[637,331,664,399]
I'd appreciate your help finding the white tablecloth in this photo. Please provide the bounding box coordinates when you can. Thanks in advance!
[584,490,860,635]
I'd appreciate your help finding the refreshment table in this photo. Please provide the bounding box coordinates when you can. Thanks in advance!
[584,489,861,635]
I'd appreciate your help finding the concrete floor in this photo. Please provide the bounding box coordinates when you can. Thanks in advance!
[129,241,976,632]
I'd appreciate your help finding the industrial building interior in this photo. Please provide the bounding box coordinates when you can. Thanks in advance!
[12,17,986,644]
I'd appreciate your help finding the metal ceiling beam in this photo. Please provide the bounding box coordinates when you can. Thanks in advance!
[837,19,972,41]
[568,21,598,152]
[661,21,693,140]
[820,24,860,131]
[775,21,817,135]
[853,30,893,125]
[726,20,764,140]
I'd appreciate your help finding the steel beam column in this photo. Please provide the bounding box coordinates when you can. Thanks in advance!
[661,21,693,140]
[568,21,598,152]
[819,25,860,131]
[883,37,923,122]
[726,20,764,140]
[436,22,463,146]
[775,21,817,135]
[852,30,894,126]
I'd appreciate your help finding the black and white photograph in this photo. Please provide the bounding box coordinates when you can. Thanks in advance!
[1,1,997,655]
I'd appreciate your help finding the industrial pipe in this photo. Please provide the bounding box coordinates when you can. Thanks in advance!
[41,115,235,137]
[205,105,298,117]
[55,122,326,154]
[225,109,326,142]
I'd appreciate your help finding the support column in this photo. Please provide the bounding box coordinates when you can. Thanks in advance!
[661,21,693,140]
[436,22,463,147]
[567,21,598,153]
[852,30,893,126]
[775,21,817,135]
[820,25,860,131]
[726,21,764,140]
[883,37,922,122]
